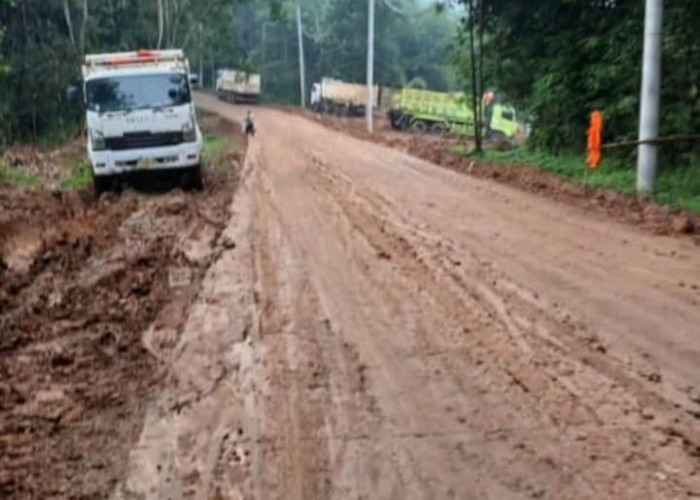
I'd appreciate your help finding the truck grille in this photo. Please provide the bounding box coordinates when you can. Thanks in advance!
[105,131,183,151]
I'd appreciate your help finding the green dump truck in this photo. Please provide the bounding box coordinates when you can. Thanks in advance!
[388,88,519,139]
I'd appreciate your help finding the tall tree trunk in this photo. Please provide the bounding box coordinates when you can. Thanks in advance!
[163,0,170,48]
[468,0,482,152]
[157,0,164,48]
[79,0,88,55]
[478,0,484,142]
[106,0,117,35]
[170,0,186,48]
[63,0,76,46]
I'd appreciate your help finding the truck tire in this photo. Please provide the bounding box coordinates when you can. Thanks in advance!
[411,120,428,134]
[490,130,506,141]
[387,110,400,129]
[93,174,112,196]
[182,165,204,191]
[490,131,511,150]
[397,114,411,130]
[430,123,447,135]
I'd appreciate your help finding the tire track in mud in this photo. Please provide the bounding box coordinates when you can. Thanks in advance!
[187,95,700,499]
[251,141,382,499]
[253,134,514,498]
[302,154,700,499]
[112,131,378,500]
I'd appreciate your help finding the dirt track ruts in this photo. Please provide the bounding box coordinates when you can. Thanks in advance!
[113,93,700,500]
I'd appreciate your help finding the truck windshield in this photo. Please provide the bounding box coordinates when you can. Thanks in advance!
[86,73,191,113]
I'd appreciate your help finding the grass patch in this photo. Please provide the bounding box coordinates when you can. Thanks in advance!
[62,158,93,190]
[0,163,41,187]
[448,145,700,213]
[656,166,700,213]
[202,133,231,172]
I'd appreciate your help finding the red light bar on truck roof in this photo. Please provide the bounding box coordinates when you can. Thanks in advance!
[84,49,185,68]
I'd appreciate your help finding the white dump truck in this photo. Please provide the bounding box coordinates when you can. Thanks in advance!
[310,78,378,117]
[71,49,203,193]
[216,69,261,104]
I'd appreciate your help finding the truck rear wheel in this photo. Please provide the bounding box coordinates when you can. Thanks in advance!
[430,123,447,135]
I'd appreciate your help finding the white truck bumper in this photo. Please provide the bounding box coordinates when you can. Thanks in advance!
[89,139,202,177]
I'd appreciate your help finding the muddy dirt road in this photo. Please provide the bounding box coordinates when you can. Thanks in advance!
[0,114,245,499]
[111,93,700,500]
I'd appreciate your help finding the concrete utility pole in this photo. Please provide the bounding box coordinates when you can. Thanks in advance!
[296,4,306,108]
[637,0,664,195]
[366,0,375,134]
[198,23,203,87]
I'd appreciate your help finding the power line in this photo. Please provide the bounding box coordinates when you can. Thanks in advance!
[380,0,407,16]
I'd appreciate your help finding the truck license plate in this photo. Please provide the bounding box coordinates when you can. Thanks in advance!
[136,158,154,169]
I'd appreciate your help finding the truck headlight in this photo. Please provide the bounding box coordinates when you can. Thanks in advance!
[90,129,106,151]
[182,119,197,142]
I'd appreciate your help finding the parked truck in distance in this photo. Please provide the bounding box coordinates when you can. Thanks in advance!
[311,78,379,117]
[388,88,519,139]
[216,69,261,104]
[74,49,203,193]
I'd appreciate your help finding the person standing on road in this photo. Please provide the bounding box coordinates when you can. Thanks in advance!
[245,110,256,137]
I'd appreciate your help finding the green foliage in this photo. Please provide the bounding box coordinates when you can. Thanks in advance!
[656,166,700,213]
[0,163,40,186]
[202,133,230,172]
[0,0,458,143]
[0,0,257,145]
[453,0,700,169]
[62,157,92,190]
[250,0,459,103]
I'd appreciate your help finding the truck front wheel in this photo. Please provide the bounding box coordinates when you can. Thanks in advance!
[182,165,204,191]
[490,130,506,141]
[93,174,112,196]
[411,120,428,134]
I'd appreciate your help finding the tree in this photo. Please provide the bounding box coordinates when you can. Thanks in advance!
[0,0,257,144]
[0,0,459,143]
[452,0,700,166]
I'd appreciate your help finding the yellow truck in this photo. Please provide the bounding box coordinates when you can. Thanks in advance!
[388,88,519,139]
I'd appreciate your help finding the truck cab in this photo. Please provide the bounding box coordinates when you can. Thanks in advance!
[81,49,203,192]
[487,103,519,140]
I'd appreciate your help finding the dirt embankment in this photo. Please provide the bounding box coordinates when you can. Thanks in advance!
[304,111,698,242]
[0,113,246,499]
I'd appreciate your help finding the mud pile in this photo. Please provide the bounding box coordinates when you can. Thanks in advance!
[306,111,698,241]
[0,115,245,499]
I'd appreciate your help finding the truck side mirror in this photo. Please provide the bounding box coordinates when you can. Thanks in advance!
[66,85,80,103]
